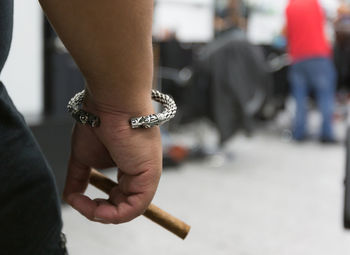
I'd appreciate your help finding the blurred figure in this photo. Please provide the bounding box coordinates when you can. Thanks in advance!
[215,0,248,36]
[337,0,350,18]
[285,0,337,143]
[334,0,350,90]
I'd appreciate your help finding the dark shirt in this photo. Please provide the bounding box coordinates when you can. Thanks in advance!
[0,2,66,253]
[0,0,13,74]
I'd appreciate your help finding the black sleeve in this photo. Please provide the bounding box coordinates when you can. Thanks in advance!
[0,0,13,74]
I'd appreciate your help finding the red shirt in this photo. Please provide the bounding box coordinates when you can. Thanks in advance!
[286,0,331,62]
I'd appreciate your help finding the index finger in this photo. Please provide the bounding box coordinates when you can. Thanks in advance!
[93,185,151,223]
[63,157,96,219]
[64,157,91,196]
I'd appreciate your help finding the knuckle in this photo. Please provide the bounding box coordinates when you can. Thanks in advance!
[111,218,120,224]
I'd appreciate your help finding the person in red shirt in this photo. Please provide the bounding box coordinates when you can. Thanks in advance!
[285,0,337,142]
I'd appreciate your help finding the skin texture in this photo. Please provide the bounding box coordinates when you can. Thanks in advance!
[38,0,162,224]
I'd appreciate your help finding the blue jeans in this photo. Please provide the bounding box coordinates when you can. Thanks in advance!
[288,57,336,140]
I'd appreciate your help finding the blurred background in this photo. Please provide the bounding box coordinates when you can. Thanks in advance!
[4,0,350,254]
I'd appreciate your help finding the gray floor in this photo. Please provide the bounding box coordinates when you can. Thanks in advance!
[62,131,350,255]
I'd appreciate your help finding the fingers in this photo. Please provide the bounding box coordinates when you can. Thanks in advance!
[92,199,112,224]
[117,170,124,183]
[118,169,157,195]
[64,157,96,220]
[92,170,156,223]
[64,158,153,224]
[94,186,149,224]
[63,158,91,200]
[67,193,99,220]
[69,191,146,224]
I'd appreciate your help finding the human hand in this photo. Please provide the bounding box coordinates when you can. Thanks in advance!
[63,98,162,224]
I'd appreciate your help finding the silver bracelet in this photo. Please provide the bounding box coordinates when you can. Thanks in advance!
[67,89,177,128]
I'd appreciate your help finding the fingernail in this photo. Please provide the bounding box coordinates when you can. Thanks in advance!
[94,217,105,221]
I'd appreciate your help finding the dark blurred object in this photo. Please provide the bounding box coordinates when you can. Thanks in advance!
[344,124,350,228]
[158,36,194,108]
[163,145,190,168]
[335,16,350,47]
[43,18,85,117]
[260,45,290,117]
[335,2,350,46]
[181,32,272,144]
[334,12,350,91]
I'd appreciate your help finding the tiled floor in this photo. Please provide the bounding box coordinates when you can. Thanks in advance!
[62,131,350,255]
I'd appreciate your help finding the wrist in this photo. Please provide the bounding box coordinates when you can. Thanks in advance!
[85,85,153,114]
[83,87,154,119]
[83,90,155,129]
[68,88,176,129]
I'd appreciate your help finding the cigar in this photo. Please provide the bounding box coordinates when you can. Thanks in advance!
[89,169,191,239]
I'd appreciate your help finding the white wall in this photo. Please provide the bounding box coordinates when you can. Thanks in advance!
[153,0,214,42]
[1,0,43,118]
[246,0,288,44]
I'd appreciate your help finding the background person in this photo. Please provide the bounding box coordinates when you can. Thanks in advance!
[285,0,337,143]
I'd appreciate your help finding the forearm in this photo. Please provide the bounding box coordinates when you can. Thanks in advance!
[39,0,154,113]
